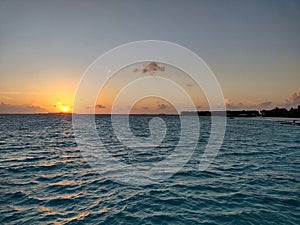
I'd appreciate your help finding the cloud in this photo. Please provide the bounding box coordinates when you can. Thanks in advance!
[258,101,272,109]
[225,98,273,110]
[186,83,193,87]
[142,106,149,110]
[157,103,168,110]
[0,102,46,113]
[224,98,231,105]
[96,104,106,109]
[224,98,243,109]
[224,90,300,110]
[284,90,300,108]
[133,62,165,76]
[231,103,248,109]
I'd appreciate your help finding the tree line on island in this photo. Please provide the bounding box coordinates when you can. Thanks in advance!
[181,105,300,118]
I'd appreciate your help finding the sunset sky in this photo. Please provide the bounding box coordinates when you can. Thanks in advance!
[0,0,300,113]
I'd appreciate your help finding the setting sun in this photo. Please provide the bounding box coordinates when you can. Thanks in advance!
[55,101,71,113]
[62,106,70,112]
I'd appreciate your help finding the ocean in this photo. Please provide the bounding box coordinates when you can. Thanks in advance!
[0,114,299,224]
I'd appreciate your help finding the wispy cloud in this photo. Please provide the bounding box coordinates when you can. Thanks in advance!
[258,101,272,109]
[0,91,22,95]
[96,104,106,109]
[0,91,54,95]
[224,98,273,110]
[0,102,46,113]
[284,90,300,108]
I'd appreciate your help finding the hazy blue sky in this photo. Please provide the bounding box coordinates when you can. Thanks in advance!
[0,0,299,112]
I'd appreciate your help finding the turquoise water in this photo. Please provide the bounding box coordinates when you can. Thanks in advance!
[0,115,299,224]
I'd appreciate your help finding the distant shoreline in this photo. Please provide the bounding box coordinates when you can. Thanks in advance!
[0,105,300,118]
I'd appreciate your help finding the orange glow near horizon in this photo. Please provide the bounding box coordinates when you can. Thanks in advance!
[55,100,72,113]
[62,106,70,112]
[0,61,299,114]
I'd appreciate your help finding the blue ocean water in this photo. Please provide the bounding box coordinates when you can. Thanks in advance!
[0,114,299,224]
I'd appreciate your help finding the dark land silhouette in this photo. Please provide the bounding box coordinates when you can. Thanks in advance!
[181,105,300,118]
[261,105,300,118]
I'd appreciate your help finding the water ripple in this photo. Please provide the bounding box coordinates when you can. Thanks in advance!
[0,115,299,224]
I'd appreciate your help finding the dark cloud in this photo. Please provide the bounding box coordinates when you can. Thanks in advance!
[0,102,46,113]
[157,103,168,110]
[186,83,193,87]
[227,102,249,110]
[133,62,165,76]
[96,104,106,109]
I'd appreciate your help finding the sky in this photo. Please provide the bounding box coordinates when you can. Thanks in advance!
[94,63,208,114]
[0,0,300,113]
